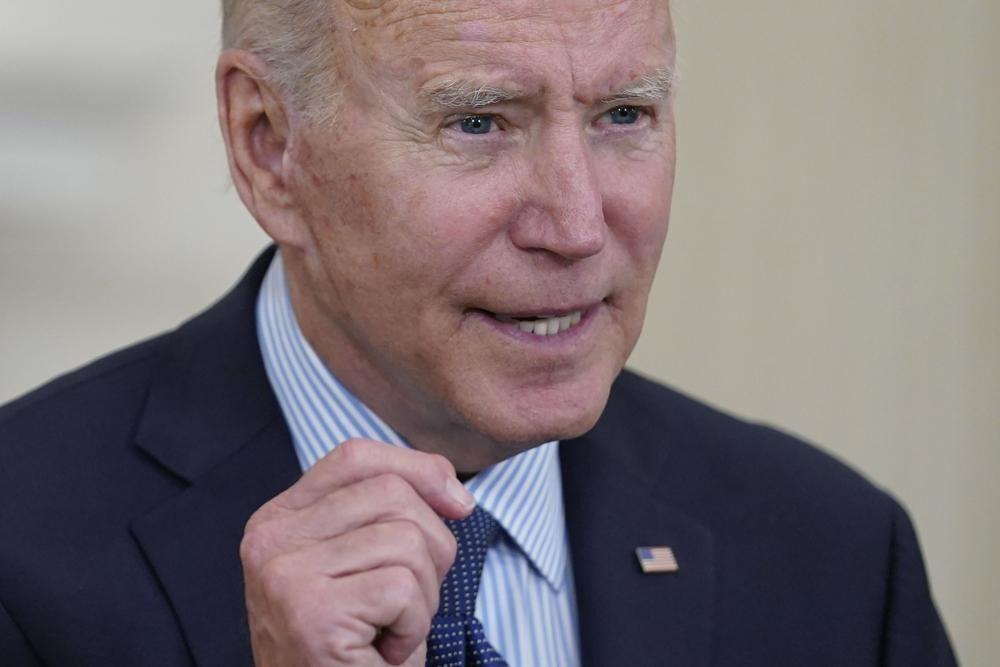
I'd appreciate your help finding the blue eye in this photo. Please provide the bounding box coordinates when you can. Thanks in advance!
[608,106,642,124]
[459,116,494,134]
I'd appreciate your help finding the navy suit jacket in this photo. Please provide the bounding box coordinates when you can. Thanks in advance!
[0,249,957,666]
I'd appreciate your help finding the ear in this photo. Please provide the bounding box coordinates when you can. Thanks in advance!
[216,49,308,248]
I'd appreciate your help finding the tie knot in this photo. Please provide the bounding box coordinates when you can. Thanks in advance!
[449,506,500,552]
[438,506,500,618]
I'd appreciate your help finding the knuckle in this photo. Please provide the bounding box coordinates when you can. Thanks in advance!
[240,521,273,569]
[241,502,290,568]
[336,438,373,466]
[242,506,269,538]
[257,553,299,597]
[429,453,456,480]
[381,566,421,608]
[393,520,428,556]
[373,473,414,509]
[238,533,259,568]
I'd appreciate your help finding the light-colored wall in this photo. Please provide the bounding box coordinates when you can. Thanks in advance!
[635,3,999,663]
[0,1,996,663]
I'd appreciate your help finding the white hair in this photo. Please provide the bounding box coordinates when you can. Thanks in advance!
[221,0,339,122]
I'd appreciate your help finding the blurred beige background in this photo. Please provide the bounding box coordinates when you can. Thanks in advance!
[1,1,996,663]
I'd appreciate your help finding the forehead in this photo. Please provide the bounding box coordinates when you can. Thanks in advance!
[336,0,674,98]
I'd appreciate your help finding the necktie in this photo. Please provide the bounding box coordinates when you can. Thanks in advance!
[425,506,508,667]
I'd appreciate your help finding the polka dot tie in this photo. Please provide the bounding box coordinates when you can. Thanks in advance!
[425,506,508,667]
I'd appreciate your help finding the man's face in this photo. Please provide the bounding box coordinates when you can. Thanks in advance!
[287,0,676,468]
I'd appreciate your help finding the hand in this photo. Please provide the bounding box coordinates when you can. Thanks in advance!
[240,438,476,666]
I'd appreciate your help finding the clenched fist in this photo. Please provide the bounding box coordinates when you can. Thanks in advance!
[240,438,476,666]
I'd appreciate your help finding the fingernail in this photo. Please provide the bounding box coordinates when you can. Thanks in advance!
[446,476,476,511]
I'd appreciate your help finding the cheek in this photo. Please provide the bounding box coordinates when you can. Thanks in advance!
[303,162,519,316]
[606,160,674,265]
[387,168,522,277]
[293,153,406,318]
[305,150,414,255]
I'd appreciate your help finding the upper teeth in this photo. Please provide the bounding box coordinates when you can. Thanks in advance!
[497,311,583,336]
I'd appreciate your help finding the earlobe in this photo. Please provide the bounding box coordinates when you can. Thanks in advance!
[216,50,307,248]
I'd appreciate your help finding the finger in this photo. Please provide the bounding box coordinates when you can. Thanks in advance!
[287,519,442,616]
[275,474,459,580]
[250,561,431,665]
[396,641,427,667]
[277,439,475,519]
[343,566,433,666]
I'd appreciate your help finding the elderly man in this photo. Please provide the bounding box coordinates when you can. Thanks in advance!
[0,0,957,665]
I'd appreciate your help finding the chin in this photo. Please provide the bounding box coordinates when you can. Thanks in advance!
[464,377,614,450]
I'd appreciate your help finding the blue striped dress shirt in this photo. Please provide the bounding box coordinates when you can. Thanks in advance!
[256,251,581,666]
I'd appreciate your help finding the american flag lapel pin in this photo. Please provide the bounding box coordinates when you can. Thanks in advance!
[636,546,679,574]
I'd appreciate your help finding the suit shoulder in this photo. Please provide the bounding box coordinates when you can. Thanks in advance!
[0,333,168,443]
[608,369,895,517]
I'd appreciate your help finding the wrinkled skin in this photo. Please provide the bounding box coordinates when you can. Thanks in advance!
[223,0,676,664]
[284,0,677,472]
[241,439,473,666]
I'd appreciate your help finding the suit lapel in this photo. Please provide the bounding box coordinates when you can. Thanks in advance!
[130,420,300,665]
[127,248,302,665]
[562,400,716,667]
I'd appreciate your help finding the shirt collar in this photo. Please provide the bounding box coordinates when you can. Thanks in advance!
[256,251,568,590]
[466,442,568,590]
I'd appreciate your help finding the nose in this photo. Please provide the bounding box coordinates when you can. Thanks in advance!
[508,126,606,261]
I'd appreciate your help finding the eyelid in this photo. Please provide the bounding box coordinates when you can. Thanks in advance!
[443,112,502,131]
[603,102,653,113]
[598,104,654,123]
[440,105,652,136]
[448,111,494,121]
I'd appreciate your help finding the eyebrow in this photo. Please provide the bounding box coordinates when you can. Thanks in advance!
[600,67,678,105]
[420,80,523,111]
[418,65,679,114]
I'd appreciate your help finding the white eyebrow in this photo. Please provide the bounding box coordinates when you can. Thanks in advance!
[421,80,520,110]
[600,67,679,105]
[420,66,679,113]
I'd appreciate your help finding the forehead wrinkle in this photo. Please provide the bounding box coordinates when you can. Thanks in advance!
[340,0,567,48]
[340,0,498,32]
[340,0,675,108]
[547,0,674,102]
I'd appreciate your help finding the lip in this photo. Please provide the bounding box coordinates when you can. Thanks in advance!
[468,301,604,344]
[487,301,599,321]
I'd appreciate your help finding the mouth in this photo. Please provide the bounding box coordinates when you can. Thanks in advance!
[472,304,596,337]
